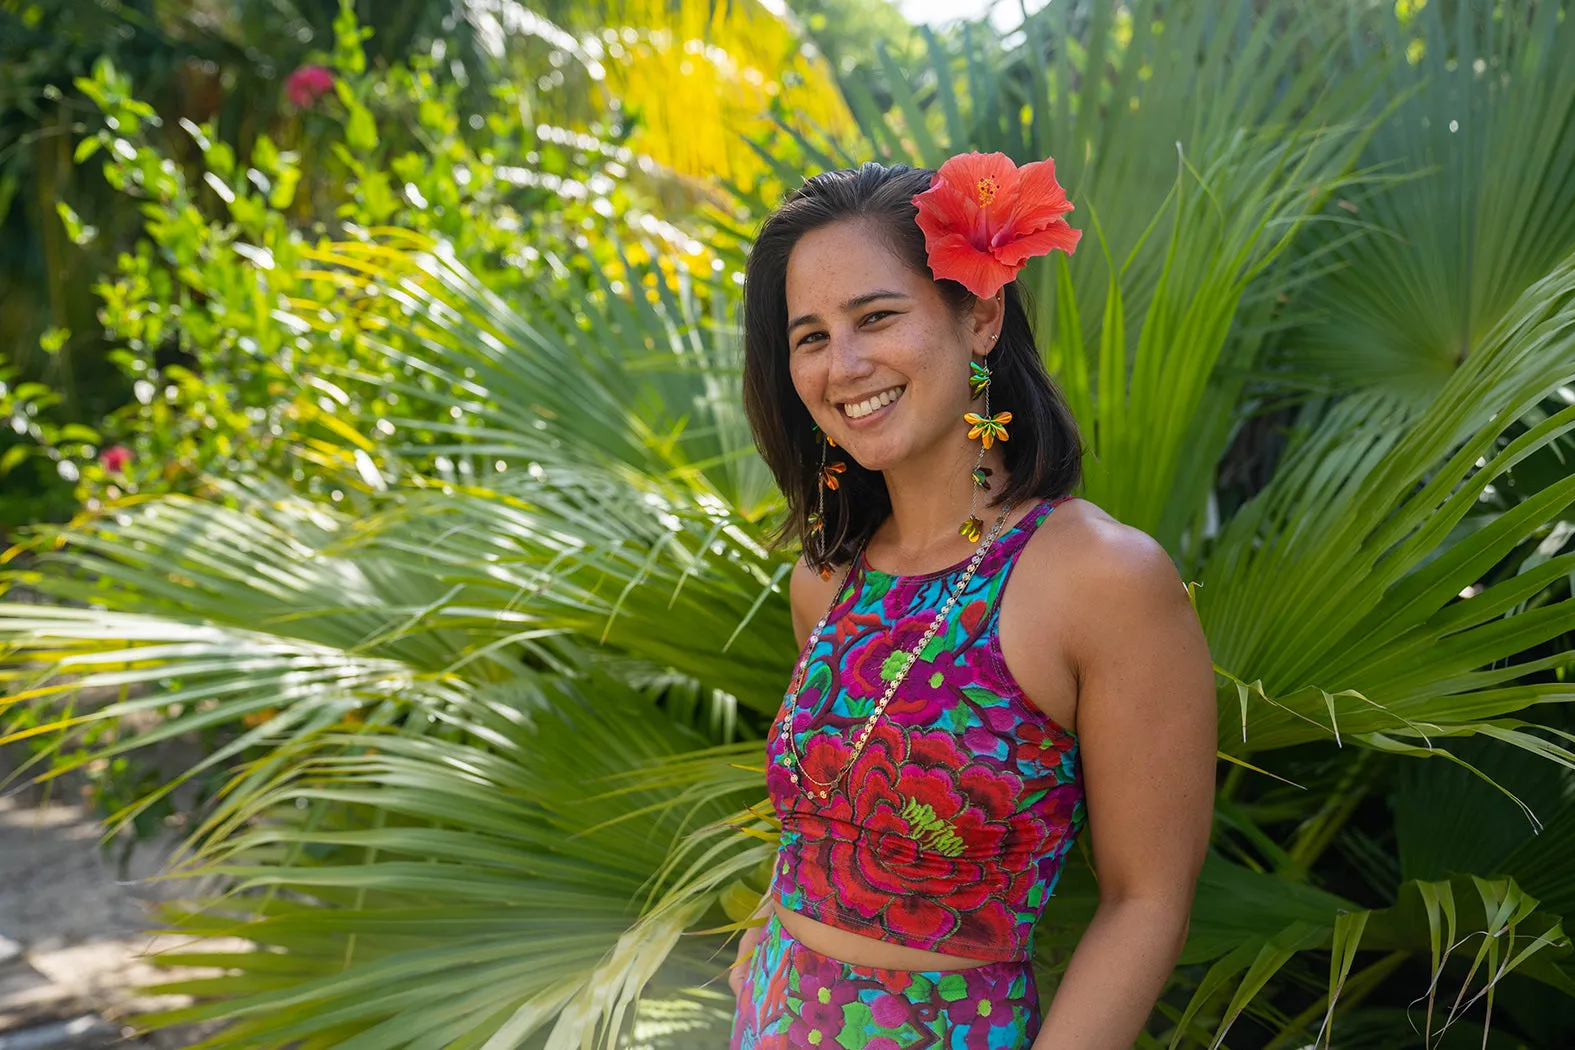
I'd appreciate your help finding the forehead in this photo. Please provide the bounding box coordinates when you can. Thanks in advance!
[785,220,920,307]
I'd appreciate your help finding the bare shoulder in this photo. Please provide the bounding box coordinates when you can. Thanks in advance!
[993,498,1198,732]
[788,552,853,647]
[1020,497,1196,648]
[1033,498,1185,595]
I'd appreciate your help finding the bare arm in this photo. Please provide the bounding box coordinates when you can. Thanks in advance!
[1030,528,1217,1049]
[730,554,833,997]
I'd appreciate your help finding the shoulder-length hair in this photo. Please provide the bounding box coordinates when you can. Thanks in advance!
[741,160,1084,577]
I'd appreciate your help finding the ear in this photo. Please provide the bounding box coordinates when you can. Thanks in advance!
[966,291,1007,357]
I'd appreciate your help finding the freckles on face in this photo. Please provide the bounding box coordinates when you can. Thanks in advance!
[783,221,969,466]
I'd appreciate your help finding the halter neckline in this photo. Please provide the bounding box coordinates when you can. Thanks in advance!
[856,496,1064,582]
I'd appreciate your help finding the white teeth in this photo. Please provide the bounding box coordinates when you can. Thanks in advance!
[842,386,905,419]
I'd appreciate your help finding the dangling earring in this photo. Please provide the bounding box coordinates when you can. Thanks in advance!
[809,423,845,578]
[961,332,1011,542]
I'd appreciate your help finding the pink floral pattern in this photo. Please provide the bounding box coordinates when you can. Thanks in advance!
[731,910,1039,1049]
[766,495,1085,963]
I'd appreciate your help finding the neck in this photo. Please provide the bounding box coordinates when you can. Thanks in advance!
[878,437,1012,556]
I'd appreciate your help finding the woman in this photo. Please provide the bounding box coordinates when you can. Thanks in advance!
[729,153,1217,1050]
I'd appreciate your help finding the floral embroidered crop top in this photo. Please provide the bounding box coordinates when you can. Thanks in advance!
[764,495,1086,964]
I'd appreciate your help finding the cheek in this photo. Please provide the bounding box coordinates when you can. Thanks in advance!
[904,349,958,403]
[787,355,824,404]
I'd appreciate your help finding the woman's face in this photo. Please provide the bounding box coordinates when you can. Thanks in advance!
[784,219,992,472]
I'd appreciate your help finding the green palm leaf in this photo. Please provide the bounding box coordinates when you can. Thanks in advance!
[1285,0,1575,400]
[1202,251,1575,760]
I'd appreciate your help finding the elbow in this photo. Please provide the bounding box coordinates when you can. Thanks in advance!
[1097,888,1193,954]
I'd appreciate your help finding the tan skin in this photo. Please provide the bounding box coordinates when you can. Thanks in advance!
[731,218,1217,1048]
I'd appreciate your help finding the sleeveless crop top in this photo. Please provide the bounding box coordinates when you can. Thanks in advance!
[764,495,1086,964]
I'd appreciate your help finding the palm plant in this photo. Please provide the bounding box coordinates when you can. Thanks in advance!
[3,1,1575,1048]
[1,235,795,1047]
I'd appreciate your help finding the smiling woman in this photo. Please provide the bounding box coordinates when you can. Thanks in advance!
[731,159,1219,1049]
[742,162,1083,575]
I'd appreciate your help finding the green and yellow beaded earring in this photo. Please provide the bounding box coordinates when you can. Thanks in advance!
[960,332,1012,542]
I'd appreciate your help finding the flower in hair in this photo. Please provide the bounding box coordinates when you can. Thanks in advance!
[911,151,1081,299]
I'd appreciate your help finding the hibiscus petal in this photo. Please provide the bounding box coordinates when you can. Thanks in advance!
[924,233,1021,299]
[935,151,1023,209]
[913,181,984,249]
[993,220,1082,268]
[1004,157,1075,230]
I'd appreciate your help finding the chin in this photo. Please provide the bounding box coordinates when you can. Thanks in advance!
[835,436,905,474]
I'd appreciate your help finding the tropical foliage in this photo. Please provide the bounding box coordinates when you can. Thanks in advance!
[0,0,850,528]
[3,1,1575,1048]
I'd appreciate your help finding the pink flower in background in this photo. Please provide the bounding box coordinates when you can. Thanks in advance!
[99,444,132,474]
[285,65,335,108]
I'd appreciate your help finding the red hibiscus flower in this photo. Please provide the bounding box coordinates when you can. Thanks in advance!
[98,444,132,475]
[285,65,336,108]
[911,151,1081,299]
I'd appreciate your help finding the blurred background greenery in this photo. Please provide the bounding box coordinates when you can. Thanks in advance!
[2,0,1575,1047]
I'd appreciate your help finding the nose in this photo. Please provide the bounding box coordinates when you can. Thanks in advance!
[825,323,875,397]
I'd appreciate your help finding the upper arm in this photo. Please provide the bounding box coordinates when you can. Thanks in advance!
[1067,524,1217,907]
[787,553,829,650]
[788,550,855,652]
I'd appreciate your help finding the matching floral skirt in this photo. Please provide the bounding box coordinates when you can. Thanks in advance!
[729,911,1040,1050]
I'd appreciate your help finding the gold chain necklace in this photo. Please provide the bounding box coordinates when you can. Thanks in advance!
[780,499,1018,800]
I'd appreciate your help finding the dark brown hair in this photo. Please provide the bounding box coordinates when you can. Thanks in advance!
[741,160,1083,576]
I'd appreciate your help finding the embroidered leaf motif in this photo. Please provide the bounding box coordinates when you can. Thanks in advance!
[861,572,893,601]
[959,684,1000,707]
[880,650,912,682]
[937,973,970,1002]
[947,703,971,733]
[842,1002,874,1030]
[899,796,968,857]
[1015,787,1049,813]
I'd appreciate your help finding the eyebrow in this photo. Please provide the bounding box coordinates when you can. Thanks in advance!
[787,290,911,334]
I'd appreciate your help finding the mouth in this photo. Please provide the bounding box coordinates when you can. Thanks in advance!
[838,384,907,421]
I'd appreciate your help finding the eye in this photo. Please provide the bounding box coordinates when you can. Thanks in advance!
[792,310,897,349]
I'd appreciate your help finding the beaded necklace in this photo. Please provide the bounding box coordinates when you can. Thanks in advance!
[780,499,1019,800]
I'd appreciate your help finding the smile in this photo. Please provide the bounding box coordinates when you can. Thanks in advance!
[840,385,906,420]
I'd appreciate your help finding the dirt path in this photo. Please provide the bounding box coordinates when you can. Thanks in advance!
[0,791,237,1049]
